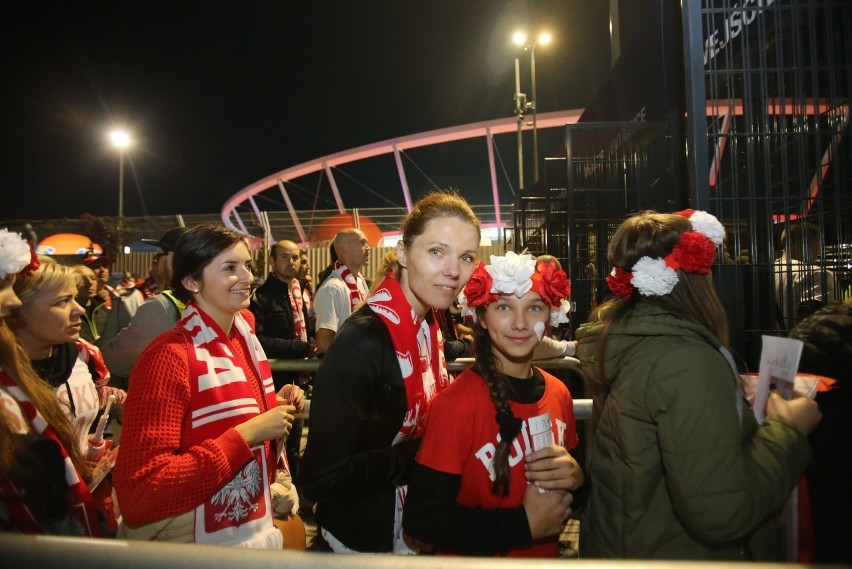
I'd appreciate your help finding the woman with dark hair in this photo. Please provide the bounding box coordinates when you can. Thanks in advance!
[0,230,101,536]
[113,224,304,547]
[404,252,582,557]
[302,191,482,553]
[577,210,821,560]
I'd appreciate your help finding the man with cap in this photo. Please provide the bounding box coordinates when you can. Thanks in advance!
[140,227,187,293]
[97,227,187,348]
[83,252,116,307]
[98,228,189,441]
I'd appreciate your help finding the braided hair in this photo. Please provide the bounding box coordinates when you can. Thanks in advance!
[471,312,521,497]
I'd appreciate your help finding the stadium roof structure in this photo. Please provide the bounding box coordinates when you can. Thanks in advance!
[221,109,583,244]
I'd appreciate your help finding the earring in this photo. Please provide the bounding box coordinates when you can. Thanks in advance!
[193,288,199,293]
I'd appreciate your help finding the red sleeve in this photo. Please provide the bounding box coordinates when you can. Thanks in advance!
[112,333,255,527]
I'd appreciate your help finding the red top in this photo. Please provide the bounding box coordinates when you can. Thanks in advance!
[417,367,578,557]
[113,311,274,527]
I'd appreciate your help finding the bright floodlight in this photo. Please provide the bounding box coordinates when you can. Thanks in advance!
[512,31,527,46]
[538,32,552,45]
[110,129,131,149]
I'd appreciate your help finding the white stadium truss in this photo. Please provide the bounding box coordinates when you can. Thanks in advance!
[221,109,583,243]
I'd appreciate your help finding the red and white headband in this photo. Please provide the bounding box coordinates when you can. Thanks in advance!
[458,251,572,327]
[606,209,725,299]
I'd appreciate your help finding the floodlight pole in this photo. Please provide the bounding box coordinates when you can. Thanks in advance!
[530,43,539,183]
[110,129,131,256]
[514,57,525,191]
[118,149,125,245]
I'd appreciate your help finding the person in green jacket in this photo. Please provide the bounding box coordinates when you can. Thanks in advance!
[576,209,821,561]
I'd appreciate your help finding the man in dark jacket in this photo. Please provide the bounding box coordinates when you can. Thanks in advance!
[789,301,852,564]
[249,239,315,492]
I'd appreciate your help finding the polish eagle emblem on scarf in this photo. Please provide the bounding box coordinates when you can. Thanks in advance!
[210,460,262,523]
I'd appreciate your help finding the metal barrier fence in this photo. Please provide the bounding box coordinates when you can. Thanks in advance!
[0,532,823,568]
[0,357,816,567]
[269,356,593,421]
[0,357,601,565]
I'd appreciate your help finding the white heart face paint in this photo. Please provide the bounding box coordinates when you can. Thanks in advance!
[534,321,546,342]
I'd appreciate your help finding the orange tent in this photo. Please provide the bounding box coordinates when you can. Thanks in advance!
[36,233,103,256]
[309,213,383,247]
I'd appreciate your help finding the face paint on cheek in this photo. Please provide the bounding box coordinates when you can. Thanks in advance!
[534,321,545,342]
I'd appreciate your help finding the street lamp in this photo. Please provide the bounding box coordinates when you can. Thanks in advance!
[110,129,131,252]
[513,51,527,191]
[513,31,552,186]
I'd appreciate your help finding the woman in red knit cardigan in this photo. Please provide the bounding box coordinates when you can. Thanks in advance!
[113,224,304,548]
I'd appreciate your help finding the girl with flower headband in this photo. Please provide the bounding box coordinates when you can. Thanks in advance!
[576,210,821,560]
[0,229,103,536]
[404,252,583,557]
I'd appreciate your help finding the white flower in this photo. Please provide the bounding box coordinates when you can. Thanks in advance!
[486,251,536,297]
[631,256,679,296]
[549,298,571,327]
[689,211,725,246]
[457,291,478,322]
[0,229,31,279]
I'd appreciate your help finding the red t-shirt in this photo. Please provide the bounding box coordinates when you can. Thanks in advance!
[416,367,578,557]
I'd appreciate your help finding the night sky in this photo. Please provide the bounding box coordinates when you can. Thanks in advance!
[2,1,652,221]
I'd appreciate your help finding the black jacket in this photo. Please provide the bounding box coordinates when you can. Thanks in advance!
[249,276,312,389]
[301,305,419,552]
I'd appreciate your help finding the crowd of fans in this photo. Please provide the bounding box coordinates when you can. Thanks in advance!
[0,194,849,563]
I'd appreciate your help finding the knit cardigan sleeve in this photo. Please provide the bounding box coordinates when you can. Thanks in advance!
[112,331,256,527]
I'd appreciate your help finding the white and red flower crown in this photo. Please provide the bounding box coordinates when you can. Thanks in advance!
[605,209,725,299]
[0,228,38,280]
[458,251,572,326]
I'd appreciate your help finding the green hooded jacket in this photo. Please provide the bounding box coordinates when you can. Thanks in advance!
[576,302,811,560]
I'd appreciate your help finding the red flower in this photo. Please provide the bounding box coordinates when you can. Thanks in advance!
[462,262,498,308]
[531,261,571,306]
[672,231,716,274]
[606,267,634,299]
[22,245,40,277]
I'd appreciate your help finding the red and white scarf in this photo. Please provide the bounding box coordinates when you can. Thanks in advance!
[289,279,307,342]
[301,285,313,314]
[271,274,306,343]
[331,260,367,310]
[0,369,100,537]
[178,303,281,547]
[367,273,450,442]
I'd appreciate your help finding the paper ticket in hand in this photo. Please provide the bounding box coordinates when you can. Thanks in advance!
[528,412,554,452]
[526,412,554,493]
[754,336,803,423]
